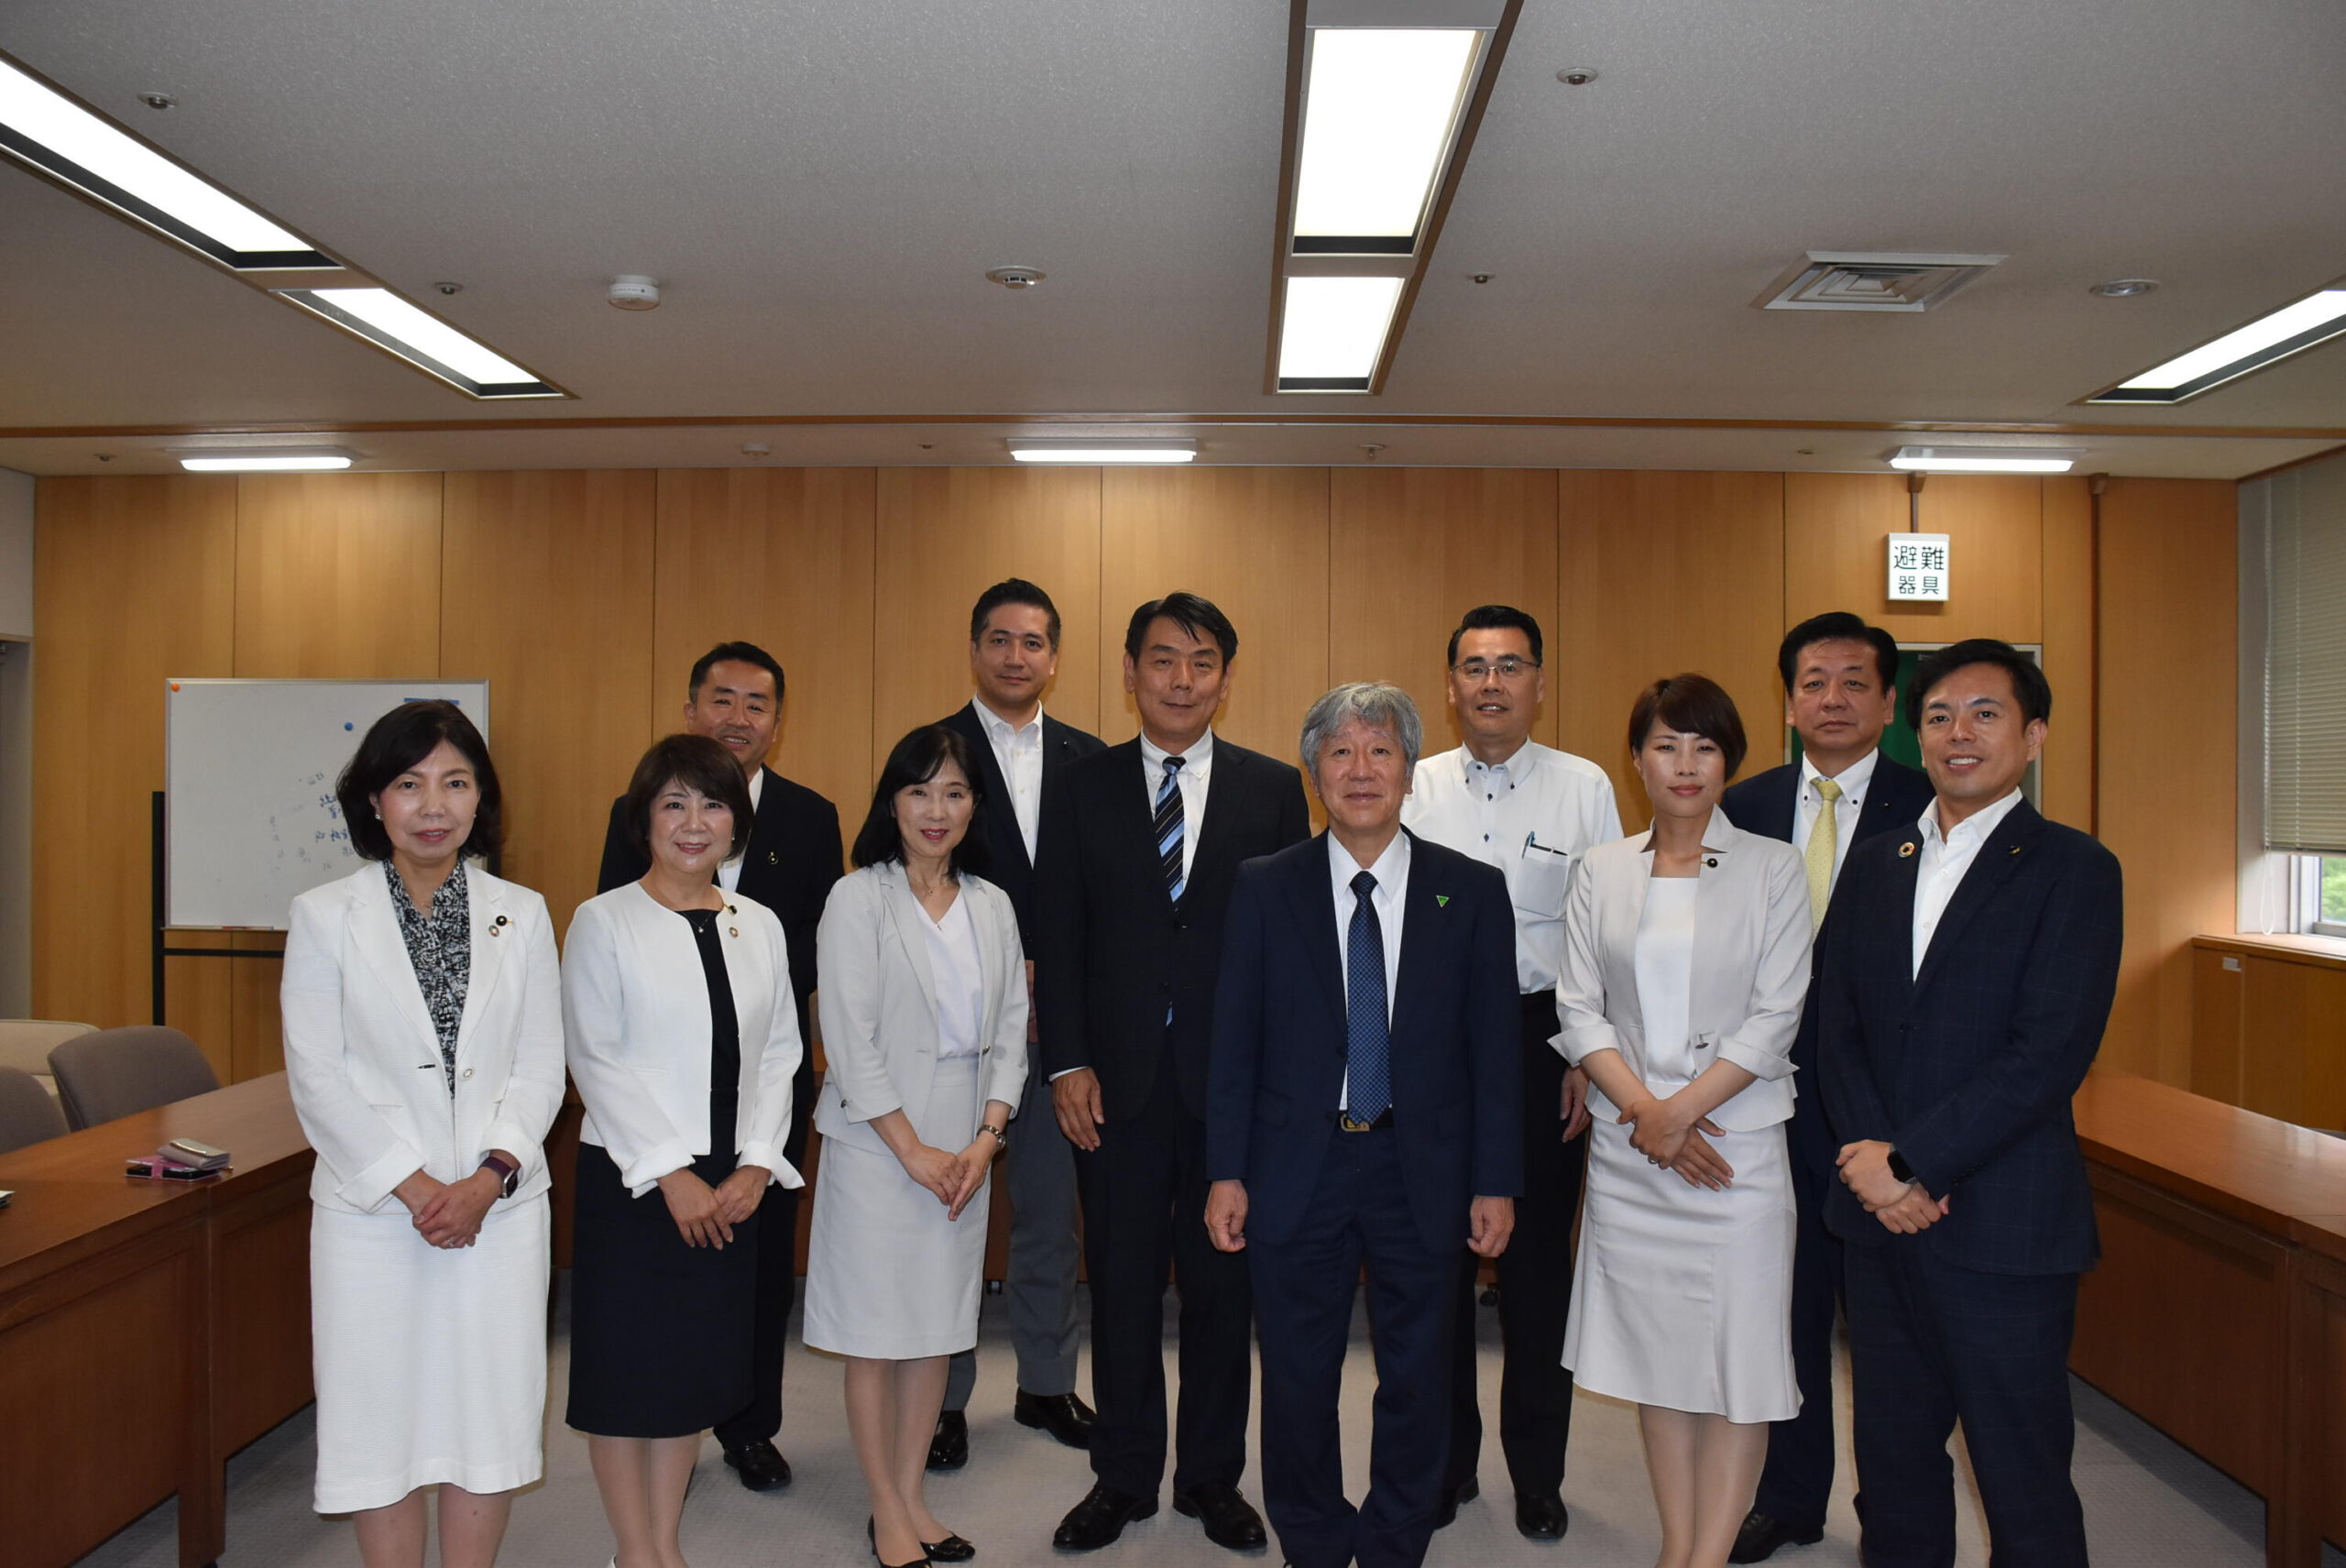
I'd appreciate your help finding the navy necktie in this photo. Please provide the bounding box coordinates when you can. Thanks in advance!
[1154,755,1186,903]
[1345,870,1392,1123]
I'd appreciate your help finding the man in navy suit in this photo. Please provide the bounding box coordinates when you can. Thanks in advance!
[928,578,1105,1468]
[1036,593,1312,1552]
[1816,640,2121,1568]
[1207,683,1522,1568]
[1720,611,1935,1563]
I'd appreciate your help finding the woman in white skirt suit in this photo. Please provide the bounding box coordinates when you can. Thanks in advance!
[1555,675,1812,1568]
[282,701,565,1568]
[805,725,1026,1568]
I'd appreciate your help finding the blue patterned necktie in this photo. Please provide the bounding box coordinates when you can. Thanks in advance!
[1345,869,1392,1124]
[1154,755,1187,903]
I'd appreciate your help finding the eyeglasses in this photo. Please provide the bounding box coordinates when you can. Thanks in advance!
[1452,657,1540,682]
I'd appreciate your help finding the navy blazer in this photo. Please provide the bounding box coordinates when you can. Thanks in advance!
[1207,831,1523,1252]
[1814,797,2123,1276]
[1720,753,1936,858]
[1035,736,1313,1120]
[934,702,1106,948]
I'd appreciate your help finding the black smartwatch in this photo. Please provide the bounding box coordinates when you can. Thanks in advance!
[1886,1147,1917,1186]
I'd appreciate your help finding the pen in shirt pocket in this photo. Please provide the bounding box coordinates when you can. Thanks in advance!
[1523,831,1572,859]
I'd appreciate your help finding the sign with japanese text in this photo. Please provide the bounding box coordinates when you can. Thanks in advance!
[1887,532,1950,601]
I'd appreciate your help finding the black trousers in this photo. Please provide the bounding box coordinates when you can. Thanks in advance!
[1073,1050,1254,1498]
[1444,995,1586,1497]
[714,1055,815,1453]
[1751,1076,1846,1531]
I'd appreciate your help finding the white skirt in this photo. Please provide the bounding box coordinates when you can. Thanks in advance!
[802,1056,988,1359]
[1562,1115,1798,1423]
[310,1197,550,1513]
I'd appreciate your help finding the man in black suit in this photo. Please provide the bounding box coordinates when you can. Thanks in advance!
[926,578,1105,1469]
[1207,683,1520,1568]
[1719,611,1935,1563]
[1036,592,1311,1552]
[1816,640,2121,1568]
[595,640,843,1493]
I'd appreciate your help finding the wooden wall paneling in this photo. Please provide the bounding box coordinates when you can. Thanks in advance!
[652,468,878,827]
[1328,467,1561,756]
[2239,956,2346,1130]
[1097,467,1332,762]
[1784,473,2044,644]
[1556,471,1784,810]
[2096,477,2237,1086]
[2039,476,2097,830]
[163,931,236,1084]
[2188,946,2244,1104]
[442,471,658,937]
[871,468,1103,770]
[32,476,237,1034]
[232,473,445,677]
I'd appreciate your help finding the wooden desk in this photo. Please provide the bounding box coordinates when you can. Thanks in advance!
[2071,1073,2346,1565]
[0,1075,314,1568]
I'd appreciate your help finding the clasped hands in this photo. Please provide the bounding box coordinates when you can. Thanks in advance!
[1836,1139,1952,1234]
[394,1159,513,1249]
[655,1164,771,1248]
[896,1134,1003,1223]
[1616,1092,1734,1190]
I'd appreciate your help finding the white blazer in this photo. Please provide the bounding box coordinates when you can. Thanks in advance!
[281,864,567,1216]
[814,862,1027,1154]
[562,883,806,1197]
[1553,806,1812,1132]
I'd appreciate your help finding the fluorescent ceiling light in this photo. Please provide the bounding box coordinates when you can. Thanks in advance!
[0,53,331,269]
[275,288,563,399]
[177,447,356,473]
[2089,286,2346,403]
[1292,28,1479,250]
[1889,446,2077,474]
[1278,275,1405,391]
[1008,439,1198,464]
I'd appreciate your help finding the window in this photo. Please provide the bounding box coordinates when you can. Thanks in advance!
[2243,446,2346,938]
[2319,857,2346,937]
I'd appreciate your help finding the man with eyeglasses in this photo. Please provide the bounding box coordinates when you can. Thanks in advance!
[1400,604,1621,1540]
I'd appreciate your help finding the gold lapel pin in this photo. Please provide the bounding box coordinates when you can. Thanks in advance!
[489,914,509,936]
[729,927,740,938]
[766,850,779,865]
[2010,846,2023,856]
[1898,841,1917,858]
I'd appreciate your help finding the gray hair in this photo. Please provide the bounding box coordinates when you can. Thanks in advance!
[1299,682,1424,783]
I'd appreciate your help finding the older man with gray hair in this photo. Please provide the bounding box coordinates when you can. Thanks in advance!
[1206,683,1523,1568]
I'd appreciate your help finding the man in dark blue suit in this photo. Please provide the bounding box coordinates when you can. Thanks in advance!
[1207,683,1522,1568]
[1720,612,1935,1563]
[1816,640,2122,1568]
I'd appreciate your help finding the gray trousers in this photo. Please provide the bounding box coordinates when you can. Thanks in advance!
[945,1048,1082,1408]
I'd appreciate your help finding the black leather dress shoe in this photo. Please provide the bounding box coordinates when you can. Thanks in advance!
[1054,1485,1157,1551]
[1433,1476,1479,1529]
[1514,1490,1569,1541]
[927,1411,970,1472]
[1729,1509,1824,1563]
[1015,1389,1098,1449]
[1172,1486,1266,1551]
[722,1439,791,1492]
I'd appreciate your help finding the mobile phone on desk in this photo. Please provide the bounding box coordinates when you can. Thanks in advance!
[162,1138,231,1171]
[126,1156,223,1181]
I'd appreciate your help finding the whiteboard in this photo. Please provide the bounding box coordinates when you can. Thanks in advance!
[165,678,490,929]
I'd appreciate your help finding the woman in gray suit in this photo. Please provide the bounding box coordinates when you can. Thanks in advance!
[805,725,1028,1568]
[1554,674,1812,1568]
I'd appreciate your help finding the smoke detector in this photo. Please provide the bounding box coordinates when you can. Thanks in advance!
[985,266,1047,290]
[1756,252,2004,313]
[608,275,662,310]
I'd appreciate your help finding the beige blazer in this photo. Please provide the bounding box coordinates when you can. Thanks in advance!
[1552,806,1812,1131]
[281,864,566,1215]
[813,861,1028,1154]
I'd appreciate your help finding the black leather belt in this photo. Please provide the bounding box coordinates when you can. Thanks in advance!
[1336,1109,1394,1132]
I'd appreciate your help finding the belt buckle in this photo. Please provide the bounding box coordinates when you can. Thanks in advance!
[1339,1113,1373,1133]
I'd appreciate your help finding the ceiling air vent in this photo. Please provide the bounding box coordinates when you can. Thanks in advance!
[1757,251,2006,313]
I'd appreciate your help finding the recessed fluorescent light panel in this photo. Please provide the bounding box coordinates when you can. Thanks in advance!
[1279,276,1405,390]
[1888,446,2077,474]
[1292,28,1481,253]
[1007,439,1199,465]
[0,51,333,269]
[177,446,357,473]
[2088,284,2346,403]
[275,288,564,399]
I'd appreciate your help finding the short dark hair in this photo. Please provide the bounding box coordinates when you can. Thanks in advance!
[337,700,503,863]
[1907,639,2052,729]
[1778,611,1900,695]
[1123,591,1237,665]
[620,734,756,863]
[970,578,1064,651]
[1628,674,1749,779]
[687,641,786,708]
[1447,604,1545,669]
[851,725,993,878]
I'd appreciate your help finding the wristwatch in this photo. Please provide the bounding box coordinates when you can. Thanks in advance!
[979,1123,1009,1149]
[477,1152,521,1199]
[1886,1147,1917,1186]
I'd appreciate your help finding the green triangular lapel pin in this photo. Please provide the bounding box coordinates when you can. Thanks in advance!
[1436,894,1450,907]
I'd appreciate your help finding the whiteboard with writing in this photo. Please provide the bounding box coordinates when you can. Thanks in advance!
[165,678,491,929]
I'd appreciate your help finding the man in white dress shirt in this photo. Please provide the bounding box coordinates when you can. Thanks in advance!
[1400,605,1620,1540]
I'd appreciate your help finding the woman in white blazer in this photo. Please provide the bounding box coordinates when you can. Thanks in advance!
[562,733,805,1568]
[1554,674,1812,1568]
[804,725,1026,1568]
[281,701,565,1568]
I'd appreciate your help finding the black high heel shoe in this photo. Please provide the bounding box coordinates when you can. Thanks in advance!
[869,1516,933,1568]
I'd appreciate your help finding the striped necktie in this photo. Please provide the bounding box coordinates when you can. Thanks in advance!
[1805,776,1843,932]
[1155,755,1186,903]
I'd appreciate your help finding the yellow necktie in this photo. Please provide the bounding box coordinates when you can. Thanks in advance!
[1806,778,1843,932]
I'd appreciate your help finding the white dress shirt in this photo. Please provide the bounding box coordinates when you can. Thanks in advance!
[1403,740,1620,993]
[1330,830,1409,1109]
[718,765,766,894]
[1139,726,1215,888]
[1792,746,1879,892]
[1911,788,2025,977]
[970,696,1046,861]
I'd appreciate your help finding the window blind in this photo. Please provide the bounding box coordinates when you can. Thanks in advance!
[2264,450,2346,854]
